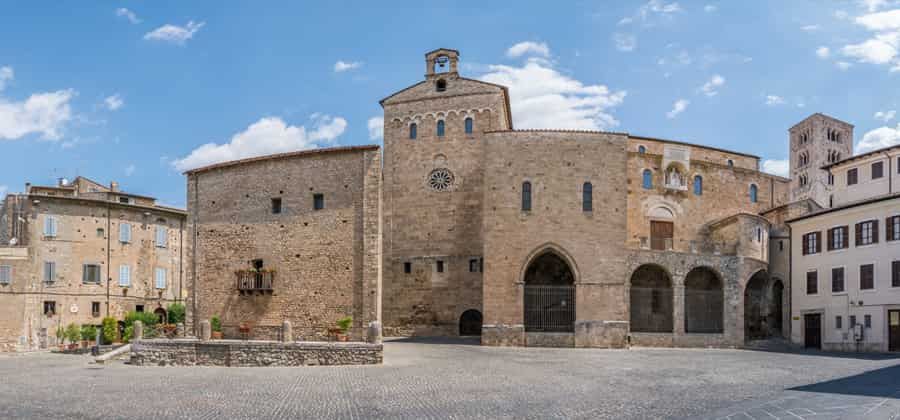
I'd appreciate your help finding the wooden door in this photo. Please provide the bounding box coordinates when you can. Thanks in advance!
[804,313,821,349]
[889,310,900,352]
[650,221,674,250]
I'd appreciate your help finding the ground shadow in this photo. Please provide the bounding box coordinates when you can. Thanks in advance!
[743,339,900,361]
[789,364,900,398]
[385,336,481,346]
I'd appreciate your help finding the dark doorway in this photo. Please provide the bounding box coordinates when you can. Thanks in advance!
[154,308,167,324]
[684,267,723,334]
[804,313,822,349]
[630,265,673,333]
[523,252,575,332]
[459,309,483,336]
[770,280,784,336]
[745,271,770,340]
[650,221,673,250]
[890,310,900,352]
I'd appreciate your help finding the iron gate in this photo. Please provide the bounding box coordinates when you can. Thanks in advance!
[684,289,724,333]
[524,285,575,332]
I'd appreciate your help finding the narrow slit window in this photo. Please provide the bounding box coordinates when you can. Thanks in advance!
[409,123,417,139]
[465,117,473,134]
[271,198,282,214]
[436,120,445,137]
[521,181,532,211]
[313,194,324,211]
[582,182,593,212]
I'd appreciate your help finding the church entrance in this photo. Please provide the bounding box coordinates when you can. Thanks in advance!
[459,309,483,336]
[523,252,575,333]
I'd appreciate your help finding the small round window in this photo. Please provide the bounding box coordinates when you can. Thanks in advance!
[427,168,454,192]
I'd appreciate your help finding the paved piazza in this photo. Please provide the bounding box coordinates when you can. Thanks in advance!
[1,338,899,419]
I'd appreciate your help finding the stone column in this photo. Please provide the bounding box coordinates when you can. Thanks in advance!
[282,320,293,343]
[200,320,211,341]
[367,321,383,345]
[673,284,685,335]
[133,321,144,341]
[176,323,185,338]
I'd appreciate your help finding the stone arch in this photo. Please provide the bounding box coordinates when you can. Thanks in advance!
[744,269,773,340]
[768,277,785,336]
[154,307,167,324]
[629,264,673,333]
[684,266,724,334]
[459,309,483,336]
[519,243,580,285]
[522,246,577,333]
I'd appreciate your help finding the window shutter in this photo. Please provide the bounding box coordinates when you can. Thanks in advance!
[119,265,130,287]
[873,220,879,244]
[156,226,166,247]
[842,226,849,249]
[44,216,57,237]
[802,234,808,255]
[889,217,895,241]
[827,229,833,251]
[155,268,166,289]
[120,223,131,243]
[0,266,10,285]
[855,223,862,246]
[815,232,821,253]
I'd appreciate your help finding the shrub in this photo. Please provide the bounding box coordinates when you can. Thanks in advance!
[64,323,81,345]
[167,303,186,325]
[210,316,222,333]
[80,325,98,342]
[337,316,353,333]
[56,326,65,344]
[124,311,158,330]
[123,325,134,343]
[102,317,118,344]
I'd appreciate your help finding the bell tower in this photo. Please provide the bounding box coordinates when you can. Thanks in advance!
[425,48,460,77]
[788,113,854,207]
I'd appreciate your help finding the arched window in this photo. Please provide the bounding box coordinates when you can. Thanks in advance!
[409,123,417,139]
[436,120,445,137]
[464,117,473,134]
[642,169,653,189]
[749,184,758,203]
[638,145,646,154]
[727,159,734,168]
[521,182,532,211]
[582,182,593,212]
[436,79,447,92]
[693,175,703,195]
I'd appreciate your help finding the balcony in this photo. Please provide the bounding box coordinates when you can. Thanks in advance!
[235,270,275,294]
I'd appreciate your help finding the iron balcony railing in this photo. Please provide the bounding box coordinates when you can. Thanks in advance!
[235,270,275,292]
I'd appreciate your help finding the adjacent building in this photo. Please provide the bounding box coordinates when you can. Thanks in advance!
[788,144,900,352]
[0,177,186,352]
[185,146,382,341]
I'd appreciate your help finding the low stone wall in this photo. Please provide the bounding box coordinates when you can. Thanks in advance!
[130,339,382,367]
[630,332,736,348]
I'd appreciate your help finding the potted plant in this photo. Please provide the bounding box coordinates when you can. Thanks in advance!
[211,316,223,339]
[335,316,353,342]
[80,324,97,349]
[64,323,81,351]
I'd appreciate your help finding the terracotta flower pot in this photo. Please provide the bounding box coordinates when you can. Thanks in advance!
[211,331,223,340]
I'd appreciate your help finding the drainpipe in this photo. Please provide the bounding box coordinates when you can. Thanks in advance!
[191,175,198,336]
[178,217,184,304]
[106,201,111,318]
[885,152,893,194]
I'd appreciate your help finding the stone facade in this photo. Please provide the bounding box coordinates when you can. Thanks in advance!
[0,177,186,352]
[186,146,381,342]
[130,338,382,366]
[789,113,854,208]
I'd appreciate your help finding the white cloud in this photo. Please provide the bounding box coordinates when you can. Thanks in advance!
[124,164,136,177]
[704,4,717,12]
[816,46,831,58]
[614,33,637,52]
[480,56,626,131]
[639,0,682,18]
[115,8,141,24]
[857,123,900,153]
[0,89,75,141]
[104,94,124,111]
[860,0,890,12]
[765,95,785,106]
[367,116,383,140]
[666,99,689,119]
[333,61,363,72]
[700,74,725,96]
[841,9,900,70]
[0,185,6,198]
[802,24,820,31]
[762,159,789,177]
[875,110,897,121]
[836,61,853,70]
[618,17,634,25]
[506,42,550,58]
[171,114,347,171]
[0,66,12,91]
[144,21,205,45]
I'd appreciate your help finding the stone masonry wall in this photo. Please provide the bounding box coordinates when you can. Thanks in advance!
[187,147,381,342]
[381,73,510,336]
[131,339,382,367]
[481,130,630,347]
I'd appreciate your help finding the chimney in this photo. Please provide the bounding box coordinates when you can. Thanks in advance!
[110,181,119,192]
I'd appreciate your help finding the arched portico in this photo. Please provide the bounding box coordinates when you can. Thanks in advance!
[745,270,780,340]
[629,264,673,333]
[459,309,483,336]
[684,267,724,334]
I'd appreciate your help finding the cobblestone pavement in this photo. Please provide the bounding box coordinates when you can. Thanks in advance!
[0,338,898,419]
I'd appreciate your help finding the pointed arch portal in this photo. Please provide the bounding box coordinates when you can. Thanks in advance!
[523,251,575,333]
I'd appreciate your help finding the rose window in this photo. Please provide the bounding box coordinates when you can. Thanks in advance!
[427,168,454,192]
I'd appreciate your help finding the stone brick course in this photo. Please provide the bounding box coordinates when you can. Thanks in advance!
[130,338,382,366]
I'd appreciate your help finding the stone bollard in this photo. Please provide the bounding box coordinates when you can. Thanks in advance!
[200,320,211,341]
[282,320,293,343]
[366,321,383,345]
[133,320,143,341]
[176,323,185,338]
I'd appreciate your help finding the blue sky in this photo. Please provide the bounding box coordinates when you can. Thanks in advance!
[1,1,899,207]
